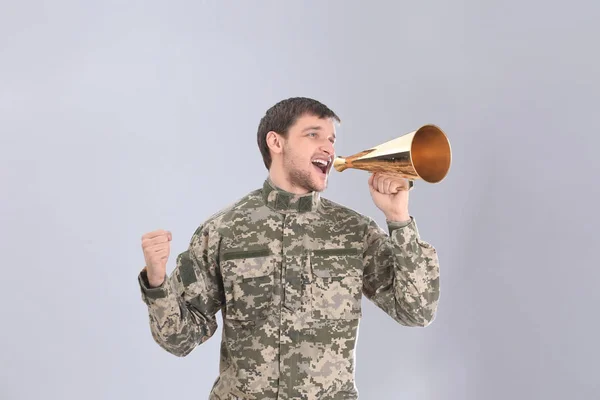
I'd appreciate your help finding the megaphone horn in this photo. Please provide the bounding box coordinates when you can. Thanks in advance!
[333,124,452,189]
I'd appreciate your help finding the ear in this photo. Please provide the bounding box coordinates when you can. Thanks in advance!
[266,131,284,155]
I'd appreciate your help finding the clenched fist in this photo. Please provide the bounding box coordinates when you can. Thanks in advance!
[368,172,411,222]
[141,229,172,287]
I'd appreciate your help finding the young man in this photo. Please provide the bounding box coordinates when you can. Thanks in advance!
[138,97,440,399]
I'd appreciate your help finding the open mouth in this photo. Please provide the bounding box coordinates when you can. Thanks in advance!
[311,158,331,175]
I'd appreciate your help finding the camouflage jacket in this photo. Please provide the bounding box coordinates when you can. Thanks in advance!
[138,177,440,400]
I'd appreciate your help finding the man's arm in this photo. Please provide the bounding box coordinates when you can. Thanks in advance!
[361,216,440,327]
[138,224,224,356]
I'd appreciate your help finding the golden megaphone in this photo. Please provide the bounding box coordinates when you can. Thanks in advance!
[333,124,452,189]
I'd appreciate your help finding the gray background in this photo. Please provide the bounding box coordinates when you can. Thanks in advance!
[1,1,599,399]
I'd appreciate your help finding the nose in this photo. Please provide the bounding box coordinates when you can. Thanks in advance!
[320,140,335,156]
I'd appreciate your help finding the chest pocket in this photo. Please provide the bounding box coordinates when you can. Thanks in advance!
[221,248,275,321]
[310,248,364,320]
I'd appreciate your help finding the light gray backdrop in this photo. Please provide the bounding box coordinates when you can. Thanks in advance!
[1,1,598,399]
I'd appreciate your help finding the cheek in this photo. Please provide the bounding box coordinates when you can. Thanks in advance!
[284,153,306,168]
[289,151,310,165]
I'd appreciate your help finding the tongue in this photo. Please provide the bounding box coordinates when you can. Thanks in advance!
[313,163,325,173]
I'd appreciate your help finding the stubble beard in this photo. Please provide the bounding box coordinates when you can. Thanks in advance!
[282,148,327,193]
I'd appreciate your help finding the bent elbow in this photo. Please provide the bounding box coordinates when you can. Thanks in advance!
[418,301,439,327]
[408,313,436,328]
[396,301,438,327]
[418,313,437,327]
[155,337,197,357]
[150,329,201,358]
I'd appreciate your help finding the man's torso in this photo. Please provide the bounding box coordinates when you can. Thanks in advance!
[208,182,372,399]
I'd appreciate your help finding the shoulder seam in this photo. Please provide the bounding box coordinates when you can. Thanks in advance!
[320,197,371,221]
[200,188,262,228]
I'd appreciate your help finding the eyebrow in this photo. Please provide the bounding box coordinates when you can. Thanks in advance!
[302,126,322,132]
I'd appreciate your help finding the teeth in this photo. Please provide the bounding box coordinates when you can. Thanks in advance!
[312,159,329,166]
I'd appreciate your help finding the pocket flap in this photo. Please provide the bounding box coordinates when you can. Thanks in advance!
[310,248,362,278]
[222,248,274,279]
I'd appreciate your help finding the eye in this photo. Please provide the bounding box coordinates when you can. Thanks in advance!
[307,132,317,137]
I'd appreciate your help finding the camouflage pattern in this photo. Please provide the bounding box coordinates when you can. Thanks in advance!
[138,177,440,399]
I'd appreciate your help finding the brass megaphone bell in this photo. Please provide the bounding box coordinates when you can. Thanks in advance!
[333,124,452,188]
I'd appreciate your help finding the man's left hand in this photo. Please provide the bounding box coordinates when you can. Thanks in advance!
[368,172,411,222]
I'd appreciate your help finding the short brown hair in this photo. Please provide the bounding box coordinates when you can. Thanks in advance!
[257,97,341,170]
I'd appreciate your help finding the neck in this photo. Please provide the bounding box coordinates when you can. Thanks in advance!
[268,165,310,195]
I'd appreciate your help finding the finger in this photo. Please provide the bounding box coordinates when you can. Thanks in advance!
[142,230,171,241]
[377,173,394,192]
[391,179,409,193]
[379,176,388,193]
[143,244,169,257]
[378,176,386,193]
[142,230,165,240]
[383,177,395,194]
[370,173,379,192]
[146,242,170,252]
[149,250,169,264]
[142,234,171,248]
[154,245,171,253]
[154,248,169,257]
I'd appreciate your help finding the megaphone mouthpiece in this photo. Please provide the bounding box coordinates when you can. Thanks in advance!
[332,157,347,172]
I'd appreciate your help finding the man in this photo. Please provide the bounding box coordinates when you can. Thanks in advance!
[137,97,440,399]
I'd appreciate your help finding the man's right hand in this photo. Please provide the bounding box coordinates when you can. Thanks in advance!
[141,229,172,287]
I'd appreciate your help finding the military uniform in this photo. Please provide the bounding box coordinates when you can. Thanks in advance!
[138,177,440,400]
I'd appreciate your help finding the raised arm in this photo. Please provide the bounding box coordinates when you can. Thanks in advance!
[138,224,224,356]
[361,217,440,327]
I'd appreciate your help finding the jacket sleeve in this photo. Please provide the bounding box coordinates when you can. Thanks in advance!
[137,224,224,356]
[361,216,440,327]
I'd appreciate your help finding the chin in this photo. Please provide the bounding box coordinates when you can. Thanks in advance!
[289,168,328,193]
[312,176,328,192]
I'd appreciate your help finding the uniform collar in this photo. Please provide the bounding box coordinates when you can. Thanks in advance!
[262,177,321,213]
